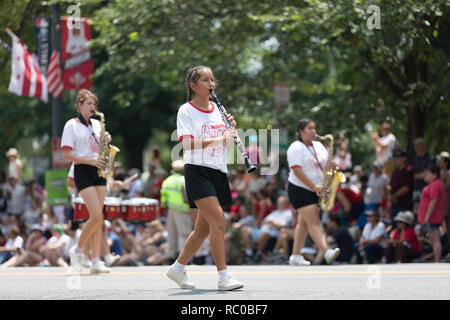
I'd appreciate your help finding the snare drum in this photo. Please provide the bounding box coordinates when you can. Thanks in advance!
[121,198,147,223]
[103,197,122,220]
[73,197,89,222]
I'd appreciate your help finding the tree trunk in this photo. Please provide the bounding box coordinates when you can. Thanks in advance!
[406,105,427,158]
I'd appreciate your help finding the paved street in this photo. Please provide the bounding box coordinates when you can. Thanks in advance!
[0,263,449,300]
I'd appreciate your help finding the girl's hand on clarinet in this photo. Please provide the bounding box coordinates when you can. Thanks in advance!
[223,127,238,144]
[227,114,236,127]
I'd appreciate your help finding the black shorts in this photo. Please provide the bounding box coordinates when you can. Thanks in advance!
[184,164,232,209]
[288,182,319,210]
[74,164,107,192]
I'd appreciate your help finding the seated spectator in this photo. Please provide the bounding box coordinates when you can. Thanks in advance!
[141,220,168,265]
[417,163,445,262]
[23,180,45,213]
[229,166,248,197]
[102,220,121,267]
[355,209,386,264]
[349,165,362,192]
[0,226,24,265]
[246,168,267,199]
[112,219,145,266]
[6,224,46,267]
[40,224,71,267]
[255,189,275,227]
[384,211,421,263]
[268,226,295,264]
[229,195,246,222]
[334,186,365,225]
[41,204,59,238]
[21,198,42,234]
[323,214,354,263]
[227,204,257,263]
[241,195,293,262]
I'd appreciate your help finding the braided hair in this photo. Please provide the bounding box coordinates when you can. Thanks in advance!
[186,65,211,101]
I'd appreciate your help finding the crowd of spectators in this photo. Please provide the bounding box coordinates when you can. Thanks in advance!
[1,131,450,269]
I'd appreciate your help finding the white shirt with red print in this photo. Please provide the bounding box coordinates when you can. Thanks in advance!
[61,117,101,160]
[287,140,328,191]
[177,101,228,173]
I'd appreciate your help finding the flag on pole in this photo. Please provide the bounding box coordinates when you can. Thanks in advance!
[7,29,48,103]
[47,49,64,99]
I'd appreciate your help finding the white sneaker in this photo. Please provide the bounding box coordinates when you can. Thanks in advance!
[218,275,244,291]
[80,255,91,268]
[104,254,120,267]
[289,254,311,266]
[90,261,111,274]
[166,266,195,289]
[325,248,341,264]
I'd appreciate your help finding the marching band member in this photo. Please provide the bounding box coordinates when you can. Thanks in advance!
[61,89,110,273]
[166,66,244,291]
[287,119,341,266]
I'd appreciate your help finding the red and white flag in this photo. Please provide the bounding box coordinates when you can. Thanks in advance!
[47,49,64,99]
[7,31,48,103]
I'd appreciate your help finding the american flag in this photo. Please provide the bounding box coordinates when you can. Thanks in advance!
[7,30,48,103]
[47,49,64,99]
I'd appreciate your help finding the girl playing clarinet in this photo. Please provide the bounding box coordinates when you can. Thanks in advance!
[166,66,244,291]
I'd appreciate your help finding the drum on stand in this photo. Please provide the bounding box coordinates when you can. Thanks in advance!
[121,198,159,223]
[142,198,159,222]
[121,198,146,223]
[73,197,89,222]
[103,197,122,220]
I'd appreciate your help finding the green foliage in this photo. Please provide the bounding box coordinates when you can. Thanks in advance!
[1,0,449,174]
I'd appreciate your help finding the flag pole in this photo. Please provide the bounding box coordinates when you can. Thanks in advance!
[51,3,62,162]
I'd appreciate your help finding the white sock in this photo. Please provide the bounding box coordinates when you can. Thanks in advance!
[172,260,186,273]
[91,258,100,265]
[104,253,112,260]
[218,269,228,281]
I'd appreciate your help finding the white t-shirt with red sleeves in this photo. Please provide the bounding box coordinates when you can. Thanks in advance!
[61,117,101,159]
[177,101,228,173]
[287,140,328,191]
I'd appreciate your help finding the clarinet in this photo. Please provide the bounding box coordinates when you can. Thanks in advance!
[209,89,257,173]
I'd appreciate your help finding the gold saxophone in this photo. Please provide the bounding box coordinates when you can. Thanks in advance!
[92,110,120,179]
[315,134,346,212]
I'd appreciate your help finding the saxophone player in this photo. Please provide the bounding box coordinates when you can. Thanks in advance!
[287,119,341,266]
[61,89,111,273]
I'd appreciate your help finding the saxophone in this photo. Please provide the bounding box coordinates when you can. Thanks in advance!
[315,134,346,212]
[92,110,120,179]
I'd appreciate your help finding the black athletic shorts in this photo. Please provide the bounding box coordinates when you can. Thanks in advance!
[288,182,319,210]
[184,164,232,209]
[74,164,107,192]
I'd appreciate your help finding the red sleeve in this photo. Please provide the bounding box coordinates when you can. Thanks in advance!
[61,146,73,150]
[179,135,194,142]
